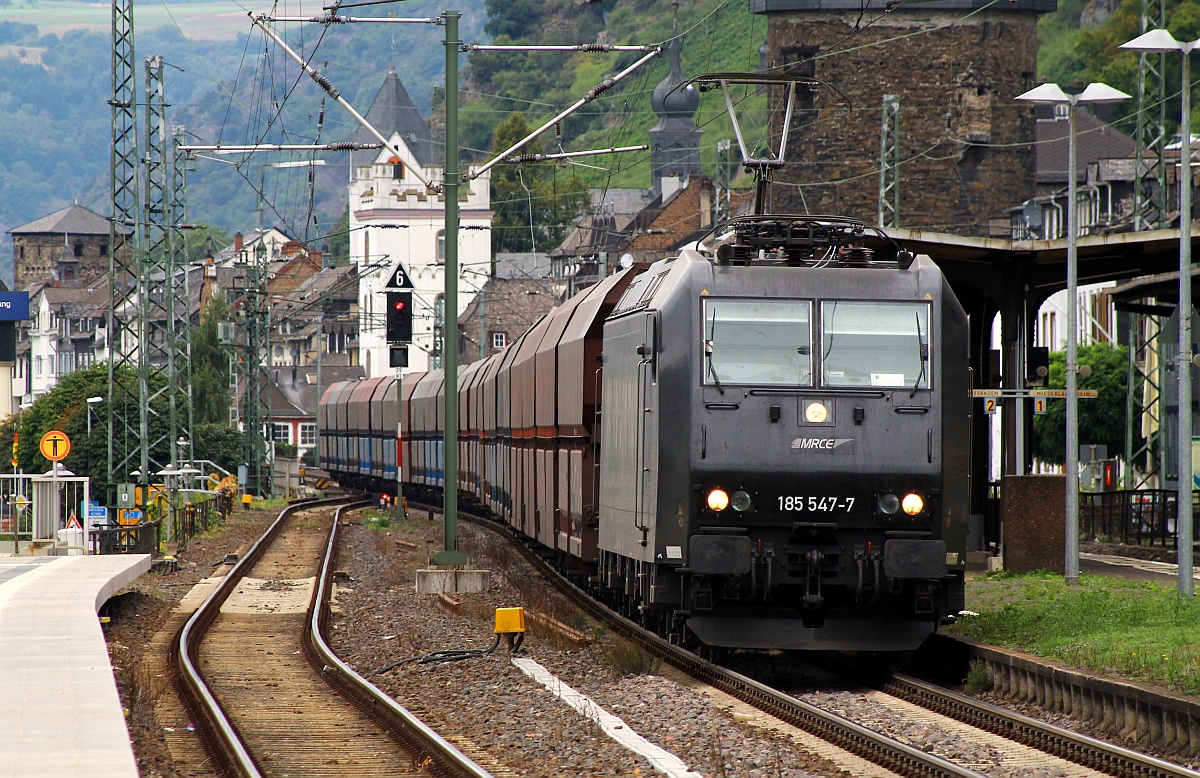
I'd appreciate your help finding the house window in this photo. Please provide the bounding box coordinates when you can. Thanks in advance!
[392,162,404,179]
[100,243,108,257]
[300,423,316,446]
[35,357,42,376]
[272,423,292,443]
[73,242,83,258]
[436,230,446,265]
[491,331,507,349]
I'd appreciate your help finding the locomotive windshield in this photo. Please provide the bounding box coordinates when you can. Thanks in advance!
[703,299,813,387]
[821,302,930,389]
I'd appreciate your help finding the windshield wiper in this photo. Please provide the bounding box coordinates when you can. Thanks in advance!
[707,308,724,395]
[910,311,927,398]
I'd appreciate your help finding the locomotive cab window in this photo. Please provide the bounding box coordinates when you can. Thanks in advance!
[702,299,812,387]
[821,301,930,389]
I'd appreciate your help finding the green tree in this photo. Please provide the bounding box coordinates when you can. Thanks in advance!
[192,422,245,476]
[191,296,232,425]
[183,223,230,262]
[1076,0,1200,135]
[490,112,590,254]
[1032,342,1129,465]
[327,209,350,266]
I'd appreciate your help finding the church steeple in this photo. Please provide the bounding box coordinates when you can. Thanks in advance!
[648,12,701,197]
[349,67,437,171]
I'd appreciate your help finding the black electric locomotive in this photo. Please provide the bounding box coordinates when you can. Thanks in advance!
[595,215,969,651]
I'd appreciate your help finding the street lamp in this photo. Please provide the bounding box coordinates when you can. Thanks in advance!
[86,396,103,436]
[1121,29,1198,597]
[1016,81,1129,586]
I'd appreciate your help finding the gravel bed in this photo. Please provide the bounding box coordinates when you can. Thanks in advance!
[329,510,852,778]
[793,686,1096,778]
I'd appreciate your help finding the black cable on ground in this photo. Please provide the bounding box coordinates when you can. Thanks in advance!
[371,633,509,676]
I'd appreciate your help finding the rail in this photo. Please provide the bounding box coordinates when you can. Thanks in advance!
[174,495,491,778]
[309,503,494,778]
[453,506,986,778]
[174,496,347,776]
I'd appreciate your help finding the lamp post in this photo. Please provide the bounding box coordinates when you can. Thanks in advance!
[1016,82,1129,585]
[1122,29,1198,597]
[86,396,103,436]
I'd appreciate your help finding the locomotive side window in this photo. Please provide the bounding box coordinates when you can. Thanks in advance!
[821,302,930,389]
[703,299,812,387]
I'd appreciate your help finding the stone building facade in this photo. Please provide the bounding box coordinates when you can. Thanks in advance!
[752,0,1054,236]
[7,204,128,289]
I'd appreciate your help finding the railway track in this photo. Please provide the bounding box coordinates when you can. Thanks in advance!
[817,658,1200,778]
[173,497,492,778]
[448,504,1200,778]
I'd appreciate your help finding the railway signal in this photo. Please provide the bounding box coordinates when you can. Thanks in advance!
[385,291,413,344]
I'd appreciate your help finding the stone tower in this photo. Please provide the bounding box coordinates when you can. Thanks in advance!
[752,0,1054,236]
[649,26,702,198]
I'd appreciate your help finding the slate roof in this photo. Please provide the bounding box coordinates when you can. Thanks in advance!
[8,204,122,236]
[1036,109,1137,185]
[350,68,437,168]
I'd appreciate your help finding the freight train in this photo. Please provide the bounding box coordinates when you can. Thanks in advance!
[321,214,970,652]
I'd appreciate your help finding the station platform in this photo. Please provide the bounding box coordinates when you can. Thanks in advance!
[0,553,151,778]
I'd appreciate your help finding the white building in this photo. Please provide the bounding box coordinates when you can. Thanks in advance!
[348,69,492,377]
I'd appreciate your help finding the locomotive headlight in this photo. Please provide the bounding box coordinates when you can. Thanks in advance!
[731,490,752,512]
[878,493,900,515]
[901,493,925,516]
[706,488,730,511]
[804,401,829,423]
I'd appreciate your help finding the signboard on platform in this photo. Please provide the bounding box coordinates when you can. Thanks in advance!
[39,430,70,461]
[118,508,142,526]
[0,292,30,321]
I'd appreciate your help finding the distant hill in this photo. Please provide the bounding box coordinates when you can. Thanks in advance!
[0,1,486,286]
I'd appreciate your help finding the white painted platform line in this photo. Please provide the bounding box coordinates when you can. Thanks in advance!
[512,657,704,778]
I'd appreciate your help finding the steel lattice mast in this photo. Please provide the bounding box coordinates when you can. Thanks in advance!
[1124,0,1168,489]
[108,0,142,492]
[172,125,196,467]
[877,94,900,229]
[238,234,272,498]
[1134,0,1168,231]
[141,55,172,477]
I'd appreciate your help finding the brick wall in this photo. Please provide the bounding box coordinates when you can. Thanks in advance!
[764,10,1040,236]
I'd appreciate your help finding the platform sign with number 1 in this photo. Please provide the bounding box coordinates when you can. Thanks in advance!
[1034,397,1047,415]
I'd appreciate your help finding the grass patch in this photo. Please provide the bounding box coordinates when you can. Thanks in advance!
[362,511,392,530]
[948,572,1200,693]
[604,641,660,677]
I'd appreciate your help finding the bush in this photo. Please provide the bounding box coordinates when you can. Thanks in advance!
[603,641,660,676]
[275,443,298,459]
[964,660,992,694]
